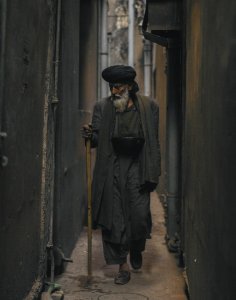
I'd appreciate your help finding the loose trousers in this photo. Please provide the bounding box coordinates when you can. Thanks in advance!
[102,154,151,265]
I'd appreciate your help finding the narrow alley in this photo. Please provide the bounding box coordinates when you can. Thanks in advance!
[0,1,236,300]
[54,193,187,300]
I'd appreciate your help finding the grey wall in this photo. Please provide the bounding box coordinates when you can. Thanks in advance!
[79,0,99,111]
[54,0,98,259]
[0,0,55,299]
[183,0,236,298]
[0,0,99,298]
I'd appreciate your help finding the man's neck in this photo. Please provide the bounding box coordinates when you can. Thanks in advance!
[127,98,133,108]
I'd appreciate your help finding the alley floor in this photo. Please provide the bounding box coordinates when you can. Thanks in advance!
[54,193,187,300]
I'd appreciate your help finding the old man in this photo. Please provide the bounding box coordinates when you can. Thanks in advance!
[82,65,161,285]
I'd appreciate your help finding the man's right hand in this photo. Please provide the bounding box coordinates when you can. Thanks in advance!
[81,123,93,140]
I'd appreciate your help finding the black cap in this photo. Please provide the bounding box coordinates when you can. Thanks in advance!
[102,65,136,84]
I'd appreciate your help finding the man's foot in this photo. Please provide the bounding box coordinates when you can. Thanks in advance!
[114,263,131,285]
[130,250,142,270]
[114,270,131,285]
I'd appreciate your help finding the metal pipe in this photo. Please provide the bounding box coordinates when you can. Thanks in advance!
[143,39,152,96]
[97,2,101,100]
[0,0,8,167]
[100,0,108,98]
[24,1,60,298]
[0,0,7,127]
[86,139,92,282]
[107,32,112,68]
[52,0,62,104]
[128,0,134,66]
[47,0,62,285]
[25,3,56,299]
[165,46,181,252]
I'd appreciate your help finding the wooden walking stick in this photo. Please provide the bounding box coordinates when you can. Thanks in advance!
[85,137,92,282]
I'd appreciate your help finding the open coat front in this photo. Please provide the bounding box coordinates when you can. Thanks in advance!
[91,94,161,231]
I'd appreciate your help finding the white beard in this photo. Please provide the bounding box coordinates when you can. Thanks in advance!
[112,88,129,112]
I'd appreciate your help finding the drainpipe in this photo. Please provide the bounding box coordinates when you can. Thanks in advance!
[128,0,134,66]
[24,1,58,298]
[0,0,7,121]
[143,39,152,96]
[52,0,62,106]
[165,46,181,252]
[0,0,8,168]
[46,0,62,287]
[42,1,71,298]
[107,32,112,68]
[99,0,108,98]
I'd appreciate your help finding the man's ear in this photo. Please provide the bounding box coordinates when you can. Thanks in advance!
[128,84,132,90]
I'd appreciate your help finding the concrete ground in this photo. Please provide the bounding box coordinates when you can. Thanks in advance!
[54,193,187,300]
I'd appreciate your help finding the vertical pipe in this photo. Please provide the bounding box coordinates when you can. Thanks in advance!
[24,2,58,298]
[48,0,62,284]
[166,46,181,252]
[53,0,62,104]
[97,1,101,101]
[0,0,8,167]
[128,0,134,66]
[100,0,108,98]
[86,139,92,281]
[0,0,7,132]
[107,32,112,67]
[143,39,152,96]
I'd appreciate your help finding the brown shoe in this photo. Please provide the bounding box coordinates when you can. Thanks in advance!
[114,270,131,285]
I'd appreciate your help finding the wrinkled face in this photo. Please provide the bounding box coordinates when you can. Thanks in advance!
[109,83,130,98]
[109,83,131,112]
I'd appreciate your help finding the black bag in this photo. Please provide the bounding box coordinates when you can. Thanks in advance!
[111,136,145,156]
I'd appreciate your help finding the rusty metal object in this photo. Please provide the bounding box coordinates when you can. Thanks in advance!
[86,138,92,282]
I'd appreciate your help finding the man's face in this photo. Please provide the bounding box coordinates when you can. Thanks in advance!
[109,83,131,112]
[109,83,130,98]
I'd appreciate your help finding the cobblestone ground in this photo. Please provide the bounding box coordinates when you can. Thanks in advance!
[54,193,187,300]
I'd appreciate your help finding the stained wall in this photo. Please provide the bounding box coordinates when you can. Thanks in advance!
[183,1,236,298]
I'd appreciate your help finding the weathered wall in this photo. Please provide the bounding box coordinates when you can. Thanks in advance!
[54,0,98,258]
[0,0,99,298]
[0,1,55,299]
[79,0,99,111]
[184,0,236,298]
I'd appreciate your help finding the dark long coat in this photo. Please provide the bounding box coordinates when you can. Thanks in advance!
[91,94,161,230]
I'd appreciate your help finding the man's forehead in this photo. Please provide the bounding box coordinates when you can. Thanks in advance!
[109,83,129,88]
